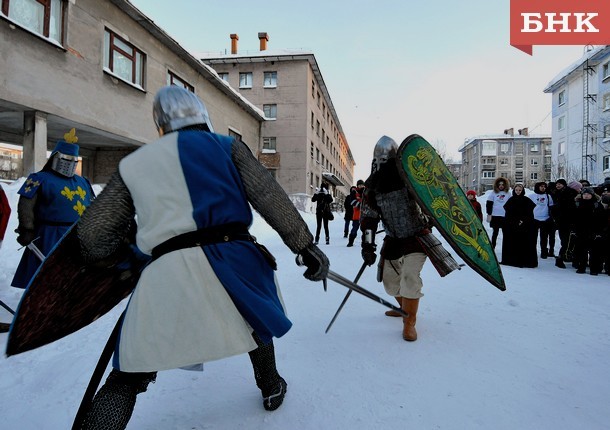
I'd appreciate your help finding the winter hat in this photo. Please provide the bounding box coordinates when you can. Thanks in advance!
[581,187,594,196]
[357,179,365,186]
[466,190,477,197]
[568,181,582,192]
[556,179,567,187]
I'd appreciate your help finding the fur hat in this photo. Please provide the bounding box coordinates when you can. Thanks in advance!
[581,187,594,196]
[466,190,477,197]
[568,181,582,192]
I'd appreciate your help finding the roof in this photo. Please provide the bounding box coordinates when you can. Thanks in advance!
[543,45,610,93]
[109,0,265,121]
[199,49,354,163]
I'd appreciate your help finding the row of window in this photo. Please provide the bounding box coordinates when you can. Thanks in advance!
[220,71,277,89]
[481,171,541,180]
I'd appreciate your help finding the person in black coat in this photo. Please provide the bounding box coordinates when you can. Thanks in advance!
[551,179,578,268]
[343,186,356,238]
[501,183,538,268]
[572,187,606,275]
[311,182,333,245]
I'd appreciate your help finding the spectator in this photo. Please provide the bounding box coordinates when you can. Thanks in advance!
[572,187,606,275]
[343,186,356,238]
[311,182,333,245]
[466,190,482,221]
[551,179,578,269]
[500,183,537,268]
[486,177,510,249]
[545,181,558,257]
[347,180,365,247]
[529,182,555,258]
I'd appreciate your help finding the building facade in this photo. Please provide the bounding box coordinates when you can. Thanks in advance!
[0,0,264,183]
[200,35,355,209]
[543,45,610,185]
[459,129,552,193]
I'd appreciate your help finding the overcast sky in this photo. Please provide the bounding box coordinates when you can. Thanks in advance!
[130,0,589,181]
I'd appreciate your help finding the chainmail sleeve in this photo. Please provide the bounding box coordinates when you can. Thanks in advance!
[232,140,313,253]
[76,170,136,263]
[17,194,37,231]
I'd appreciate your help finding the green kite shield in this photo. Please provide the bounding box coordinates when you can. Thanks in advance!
[396,134,506,291]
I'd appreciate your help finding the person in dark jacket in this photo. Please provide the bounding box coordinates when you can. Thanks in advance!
[546,181,558,256]
[500,183,537,268]
[343,186,356,238]
[311,182,333,245]
[572,187,606,275]
[466,190,482,221]
[551,179,578,268]
[347,180,365,247]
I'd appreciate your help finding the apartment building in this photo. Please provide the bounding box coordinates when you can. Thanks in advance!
[459,129,552,193]
[200,34,355,209]
[0,0,264,183]
[543,45,610,184]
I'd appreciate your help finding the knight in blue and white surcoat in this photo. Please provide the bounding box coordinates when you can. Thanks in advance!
[75,86,329,428]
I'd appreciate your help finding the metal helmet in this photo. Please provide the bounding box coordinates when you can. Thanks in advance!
[371,135,398,173]
[50,129,80,177]
[152,86,214,134]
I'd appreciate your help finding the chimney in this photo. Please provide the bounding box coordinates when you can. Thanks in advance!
[230,34,239,54]
[518,127,529,136]
[258,32,269,51]
[503,128,514,136]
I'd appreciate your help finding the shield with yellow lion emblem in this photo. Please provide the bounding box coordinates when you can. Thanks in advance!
[397,134,505,291]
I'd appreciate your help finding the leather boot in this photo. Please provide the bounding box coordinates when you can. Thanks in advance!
[401,298,419,341]
[385,296,402,317]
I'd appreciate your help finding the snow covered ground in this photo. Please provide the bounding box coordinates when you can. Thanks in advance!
[0,179,608,430]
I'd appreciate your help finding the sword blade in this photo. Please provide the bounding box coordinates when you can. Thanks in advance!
[325,268,408,332]
[324,262,367,333]
[27,242,46,262]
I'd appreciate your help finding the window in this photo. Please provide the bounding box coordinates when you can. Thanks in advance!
[167,71,193,92]
[104,28,145,87]
[500,158,509,166]
[239,72,252,88]
[263,71,277,87]
[228,129,242,141]
[263,104,277,119]
[310,142,314,158]
[316,120,320,136]
[558,116,565,130]
[530,172,538,180]
[603,62,609,80]
[515,172,523,182]
[482,171,495,178]
[3,0,63,44]
[603,155,610,170]
[262,137,276,151]
[500,143,509,153]
[530,143,539,152]
[558,90,566,106]
[218,72,229,82]
[482,140,496,156]
[311,112,314,129]
[530,158,539,166]
[558,140,565,155]
[515,157,524,169]
[604,124,610,139]
[603,93,610,111]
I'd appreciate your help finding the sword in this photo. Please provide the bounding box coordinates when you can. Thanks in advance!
[27,242,46,262]
[325,269,407,327]
[324,262,367,333]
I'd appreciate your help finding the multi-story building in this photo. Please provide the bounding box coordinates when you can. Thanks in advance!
[0,0,264,183]
[459,129,552,193]
[543,45,610,184]
[200,34,355,209]
[0,143,23,180]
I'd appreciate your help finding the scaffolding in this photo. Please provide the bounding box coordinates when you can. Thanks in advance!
[581,54,597,180]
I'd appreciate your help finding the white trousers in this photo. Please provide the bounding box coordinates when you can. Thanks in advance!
[382,252,427,299]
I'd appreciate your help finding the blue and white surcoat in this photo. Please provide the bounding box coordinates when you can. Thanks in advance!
[114,131,291,372]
